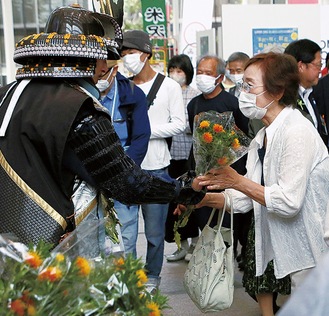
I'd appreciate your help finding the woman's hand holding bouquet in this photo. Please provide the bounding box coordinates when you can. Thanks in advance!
[173,111,251,248]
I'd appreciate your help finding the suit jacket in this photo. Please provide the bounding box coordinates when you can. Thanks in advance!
[313,75,329,147]
[296,91,328,148]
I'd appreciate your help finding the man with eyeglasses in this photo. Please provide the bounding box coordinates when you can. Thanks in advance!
[284,39,328,148]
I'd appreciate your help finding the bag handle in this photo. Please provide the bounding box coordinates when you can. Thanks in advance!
[206,192,233,232]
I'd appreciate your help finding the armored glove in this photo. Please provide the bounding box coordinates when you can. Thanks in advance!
[174,170,206,206]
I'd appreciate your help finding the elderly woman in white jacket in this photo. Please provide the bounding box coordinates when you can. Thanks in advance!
[182,52,329,316]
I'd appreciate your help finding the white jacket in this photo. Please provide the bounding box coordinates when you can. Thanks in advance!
[227,107,329,278]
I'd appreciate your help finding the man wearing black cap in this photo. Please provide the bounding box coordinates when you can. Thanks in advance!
[121,30,186,293]
[0,6,204,249]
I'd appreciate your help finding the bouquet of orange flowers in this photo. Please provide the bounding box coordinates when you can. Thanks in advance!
[193,111,250,175]
[0,232,168,316]
[174,111,250,248]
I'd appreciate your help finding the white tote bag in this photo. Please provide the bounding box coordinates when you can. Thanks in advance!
[184,193,234,313]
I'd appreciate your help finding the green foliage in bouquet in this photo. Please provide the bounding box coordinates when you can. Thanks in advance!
[173,111,251,248]
[0,238,168,316]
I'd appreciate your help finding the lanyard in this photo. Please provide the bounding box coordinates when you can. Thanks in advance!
[110,78,119,120]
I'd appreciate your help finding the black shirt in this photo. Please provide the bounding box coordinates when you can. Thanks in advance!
[187,89,249,135]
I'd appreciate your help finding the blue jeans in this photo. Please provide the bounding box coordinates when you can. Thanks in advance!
[114,200,139,258]
[141,168,169,280]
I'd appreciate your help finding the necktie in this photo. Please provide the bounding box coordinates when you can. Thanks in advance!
[302,90,318,128]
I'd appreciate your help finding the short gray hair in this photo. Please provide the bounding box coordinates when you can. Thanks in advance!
[197,55,226,76]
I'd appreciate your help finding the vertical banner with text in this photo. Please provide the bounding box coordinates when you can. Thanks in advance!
[141,0,168,73]
[141,0,167,38]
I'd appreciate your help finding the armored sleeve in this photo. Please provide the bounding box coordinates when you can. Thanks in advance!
[67,111,183,204]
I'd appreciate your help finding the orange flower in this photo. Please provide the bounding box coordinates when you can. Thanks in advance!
[213,124,224,133]
[10,299,25,316]
[27,305,36,316]
[199,120,210,129]
[217,156,229,166]
[115,257,125,266]
[136,269,148,287]
[232,138,240,149]
[21,291,33,305]
[76,257,91,276]
[147,302,160,316]
[202,132,213,143]
[24,251,43,269]
[22,291,36,316]
[10,293,36,316]
[55,253,65,262]
[38,266,62,282]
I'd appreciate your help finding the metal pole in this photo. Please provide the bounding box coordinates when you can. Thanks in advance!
[1,0,16,83]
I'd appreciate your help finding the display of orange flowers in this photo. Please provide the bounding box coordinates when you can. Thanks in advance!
[1,235,169,316]
[193,111,250,175]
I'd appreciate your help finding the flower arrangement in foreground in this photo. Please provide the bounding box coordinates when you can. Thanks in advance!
[0,234,168,316]
[174,111,251,247]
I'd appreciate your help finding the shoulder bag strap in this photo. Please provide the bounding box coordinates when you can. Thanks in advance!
[146,73,165,109]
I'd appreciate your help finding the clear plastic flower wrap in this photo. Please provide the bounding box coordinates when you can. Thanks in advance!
[173,111,251,248]
[193,110,251,175]
[0,229,168,315]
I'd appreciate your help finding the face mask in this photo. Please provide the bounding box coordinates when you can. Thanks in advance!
[196,74,220,94]
[238,90,274,120]
[96,68,114,92]
[122,53,146,75]
[169,73,186,86]
[225,69,232,81]
[230,73,244,84]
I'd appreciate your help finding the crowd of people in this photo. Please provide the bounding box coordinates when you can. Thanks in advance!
[0,3,329,316]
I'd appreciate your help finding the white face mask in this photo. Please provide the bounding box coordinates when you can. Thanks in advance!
[169,73,186,86]
[238,90,274,120]
[196,74,220,94]
[225,69,232,81]
[96,68,114,92]
[122,53,146,75]
[230,73,244,84]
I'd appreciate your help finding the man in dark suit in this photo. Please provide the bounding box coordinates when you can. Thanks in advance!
[284,39,328,148]
[313,74,329,150]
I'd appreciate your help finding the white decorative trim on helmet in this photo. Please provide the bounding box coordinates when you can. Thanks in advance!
[15,65,95,79]
[13,33,114,62]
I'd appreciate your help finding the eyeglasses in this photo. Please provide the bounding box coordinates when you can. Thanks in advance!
[236,81,264,93]
[308,61,322,70]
